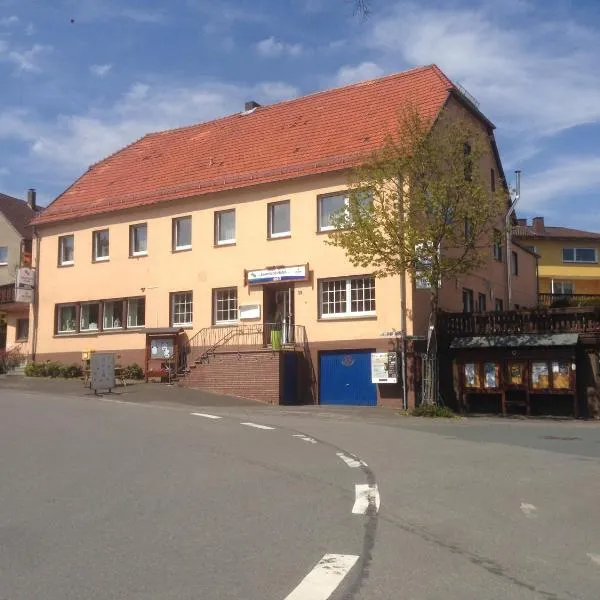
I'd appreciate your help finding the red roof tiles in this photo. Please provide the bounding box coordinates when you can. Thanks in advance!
[34,65,455,225]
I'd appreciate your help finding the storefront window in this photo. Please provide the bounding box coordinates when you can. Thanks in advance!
[464,363,481,388]
[552,361,571,389]
[531,362,550,389]
[507,362,524,385]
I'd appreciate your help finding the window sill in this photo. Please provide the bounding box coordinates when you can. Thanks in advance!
[318,314,377,322]
[171,324,193,330]
[173,246,192,253]
[93,257,110,263]
[54,328,145,338]
[130,253,148,258]
[16,338,29,342]
[0,263,8,267]
[58,262,74,268]
[214,321,239,327]
[268,234,291,241]
[215,241,236,247]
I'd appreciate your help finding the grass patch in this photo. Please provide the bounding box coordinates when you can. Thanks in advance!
[408,404,457,418]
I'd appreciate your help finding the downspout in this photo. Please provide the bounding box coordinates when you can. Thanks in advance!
[505,170,521,309]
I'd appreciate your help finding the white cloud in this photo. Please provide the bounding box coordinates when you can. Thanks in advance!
[256,36,303,58]
[7,43,50,72]
[0,15,18,26]
[0,78,300,177]
[365,3,600,138]
[334,61,384,86]
[90,63,112,77]
[25,22,35,36]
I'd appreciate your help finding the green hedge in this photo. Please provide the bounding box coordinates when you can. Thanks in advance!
[24,362,83,378]
[119,363,145,380]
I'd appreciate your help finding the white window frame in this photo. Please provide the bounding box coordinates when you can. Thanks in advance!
[79,302,101,332]
[562,247,597,264]
[318,193,348,232]
[93,229,110,262]
[215,209,236,245]
[268,201,291,238]
[173,216,192,251]
[57,304,77,333]
[130,223,148,256]
[0,245,8,266]
[554,281,574,295]
[214,288,238,324]
[172,291,193,327]
[127,297,146,328]
[319,276,376,319]
[103,300,124,330]
[58,235,74,266]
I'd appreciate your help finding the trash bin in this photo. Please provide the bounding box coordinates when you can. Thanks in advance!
[270,329,282,350]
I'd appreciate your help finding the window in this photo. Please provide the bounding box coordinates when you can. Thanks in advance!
[215,210,236,245]
[553,281,574,295]
[103,300,123,329]
[127,298,146,327]
[173,216,192,251]
[493,230,502,261]
[562,247,597,263]
[92,229,109,261]
[80,302,100,331]
[130,223,147,256]
[511,251,519,275]
[478,292,487,312]
[16,318,29,341]
[490,168,496,192]
[171,291,193,326]
[58,235,74,265]
[268,201,290,238]
[318,193,346,231]
[495,298,504,311]
[320,276,376,318]
[57,304,77,333]
[462,288,474,313]
[0,246,7,265]
[213,288,238,324]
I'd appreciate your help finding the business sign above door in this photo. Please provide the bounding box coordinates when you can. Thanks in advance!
[245,264,309,286]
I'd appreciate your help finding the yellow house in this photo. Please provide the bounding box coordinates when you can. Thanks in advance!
[30,65,536,406]
[513,216,600,305]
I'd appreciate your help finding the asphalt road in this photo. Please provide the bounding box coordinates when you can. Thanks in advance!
[1,382,600,599]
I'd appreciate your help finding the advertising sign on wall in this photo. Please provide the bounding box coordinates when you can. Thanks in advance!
[246,264,308,285]
[371,352,399,384]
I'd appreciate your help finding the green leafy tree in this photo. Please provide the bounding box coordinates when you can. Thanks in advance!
[326,105,508,322]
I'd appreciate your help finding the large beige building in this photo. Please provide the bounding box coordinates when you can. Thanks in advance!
[30,65,537,406]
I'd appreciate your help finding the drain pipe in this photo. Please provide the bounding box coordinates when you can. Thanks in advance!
[505,170,521,309]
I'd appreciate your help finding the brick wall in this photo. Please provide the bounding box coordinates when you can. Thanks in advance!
[181,350,283,404]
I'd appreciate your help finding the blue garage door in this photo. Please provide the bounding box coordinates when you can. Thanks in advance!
[319,350,377,406]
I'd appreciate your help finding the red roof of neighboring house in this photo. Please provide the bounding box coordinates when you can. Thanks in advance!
[513,225,600,240]
[34,65,458,226]
[0,192,35,238]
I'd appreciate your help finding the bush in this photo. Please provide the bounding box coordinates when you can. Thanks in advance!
[121,363,145,380]
[59,364,83,378]
[25,361,83,378]
[409,403,457,418]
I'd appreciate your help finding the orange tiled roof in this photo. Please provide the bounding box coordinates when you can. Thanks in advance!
[35,65,456,225]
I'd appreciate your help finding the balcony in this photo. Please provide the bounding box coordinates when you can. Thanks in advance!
[0,284,15,305]
[538,293,600,308]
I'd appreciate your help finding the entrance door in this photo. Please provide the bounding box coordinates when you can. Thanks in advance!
[264,285,294,345]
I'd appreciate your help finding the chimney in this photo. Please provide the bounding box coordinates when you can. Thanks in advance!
[27,188,37,211]
[244,100,261,112]
[532,216,545,234]
[516,218,526,226]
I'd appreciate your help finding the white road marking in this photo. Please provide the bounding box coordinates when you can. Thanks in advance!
[191,413,222,419]
[587,553,600,566]
[336,452,367,468]
[240,422,275,430]
[293,434,317,444]
[520,502,537,518]
[283,553,359,600]
[352,484,380,514]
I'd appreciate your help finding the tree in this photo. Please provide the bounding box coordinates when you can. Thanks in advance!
[326,105,508,329]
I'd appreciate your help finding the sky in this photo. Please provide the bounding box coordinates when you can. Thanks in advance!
[1,0,600,230]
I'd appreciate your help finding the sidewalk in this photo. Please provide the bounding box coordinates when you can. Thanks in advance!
[0,375,260,408]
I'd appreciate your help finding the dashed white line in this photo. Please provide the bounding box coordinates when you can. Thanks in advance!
[191,413,222,419]
[240,422,275,430]
[293,434,317,444]
[283,553,359,600]
[587,553,600,567]
[336,452,367,468]
[352,484,380,515]
[520,502,537,518]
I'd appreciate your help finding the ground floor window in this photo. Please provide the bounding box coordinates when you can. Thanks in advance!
[16,318,29,341]
[127,298,146,327]
[80,303,100,331]
[103,301,124,329]
[319,276,375,318]
[171,291,193,326]
[214,288,238,324]
[58,305,77,333]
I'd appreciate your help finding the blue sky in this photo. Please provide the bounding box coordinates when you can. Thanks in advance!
[1,0,600,230]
